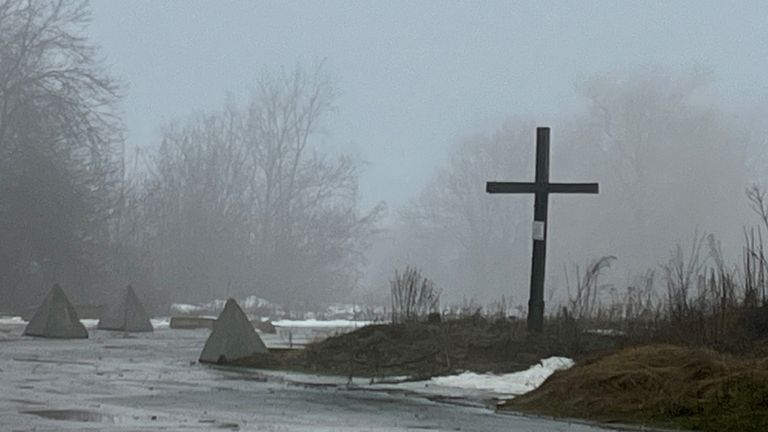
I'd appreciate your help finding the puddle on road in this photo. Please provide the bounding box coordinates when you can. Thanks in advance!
[10,398,44,405]
[199,418,241,429]
[22,409,240,429]
[22,409,117,423]
[13,357,95,366]
[220,374,267,382]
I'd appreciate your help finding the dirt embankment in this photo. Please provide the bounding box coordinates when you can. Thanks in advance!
[231,315,768,431]
[501,344,768,432]
[249,317,621,380]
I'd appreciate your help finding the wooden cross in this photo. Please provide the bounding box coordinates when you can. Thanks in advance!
[486,127,599,332]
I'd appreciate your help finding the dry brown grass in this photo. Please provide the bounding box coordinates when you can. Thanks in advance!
[503,344,768,431]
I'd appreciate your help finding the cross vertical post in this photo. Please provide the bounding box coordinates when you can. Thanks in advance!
[529,127,550,333]
[486,127,598,333]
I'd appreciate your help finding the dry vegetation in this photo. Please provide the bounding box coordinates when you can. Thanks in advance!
[237,268,615,379]
[553,199,768,354]
[503,345,768,432]
[249,189,768,430]
[390,266,441,323]
[270,316,620,381]
[498,188,768,431]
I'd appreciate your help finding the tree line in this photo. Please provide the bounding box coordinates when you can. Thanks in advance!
[0,0,380,312]
[378,68,765,306]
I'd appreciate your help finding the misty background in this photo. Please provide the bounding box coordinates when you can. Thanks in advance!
[2,0,768,314]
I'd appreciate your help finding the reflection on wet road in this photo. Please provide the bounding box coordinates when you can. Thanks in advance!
[0,323,612,431]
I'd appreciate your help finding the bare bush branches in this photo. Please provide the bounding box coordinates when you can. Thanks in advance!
[744,184,768,305]
[747,184,768,232]
[390,266,441,323]
[565,256,616,319]
[662,231,708,321]
[558,220,768,351]
[743,227,767,306]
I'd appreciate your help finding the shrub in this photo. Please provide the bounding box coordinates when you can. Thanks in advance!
[390,266,440,323]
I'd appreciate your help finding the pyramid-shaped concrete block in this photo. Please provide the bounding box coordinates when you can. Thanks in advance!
[98,285,153,332]
[199,298,268,364]
[24,284,88,339]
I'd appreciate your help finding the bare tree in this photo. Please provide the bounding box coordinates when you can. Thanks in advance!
[384,68,753,309]
[139,65,382,306]
[561,68,749,273]
[0,0,123,309]
[391,120,535,302]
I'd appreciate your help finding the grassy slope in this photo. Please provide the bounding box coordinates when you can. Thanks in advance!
[256,317,620,380]
[501,344,768,432]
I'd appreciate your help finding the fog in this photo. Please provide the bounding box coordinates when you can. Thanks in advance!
[2,0,768,314]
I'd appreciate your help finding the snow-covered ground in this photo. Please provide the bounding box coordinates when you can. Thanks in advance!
[256,357,575,404]
[169,303,203,314]
[1,316,174,331]
[269,319,379,349]
[0,319,611,431]
[0,315,363,348]
[170,297,383,322]
[417,357,573,400]
[0,316,25,325]
[271,318,376,328]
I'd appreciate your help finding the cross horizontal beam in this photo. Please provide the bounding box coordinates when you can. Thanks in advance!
[486,182,599,194]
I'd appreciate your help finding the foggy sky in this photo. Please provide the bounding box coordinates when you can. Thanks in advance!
[87,0,768,211]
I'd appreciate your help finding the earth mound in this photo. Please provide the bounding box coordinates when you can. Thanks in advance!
[501,344,768,432]
[269,317,619,379]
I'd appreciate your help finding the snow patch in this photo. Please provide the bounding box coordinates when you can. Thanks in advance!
[242,295,274,310]
[169,303,203,314]
[151,318,171,329]
[0,316,25,325]
[428,356,574,397]
[0,316,172,330]
[272,319,376,328]
[79,319,99,328]
[586,328,626,336]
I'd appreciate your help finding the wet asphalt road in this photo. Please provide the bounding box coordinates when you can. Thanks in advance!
[0,322,614,431]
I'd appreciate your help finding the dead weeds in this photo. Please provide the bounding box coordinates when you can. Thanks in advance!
[502,344,768,432]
